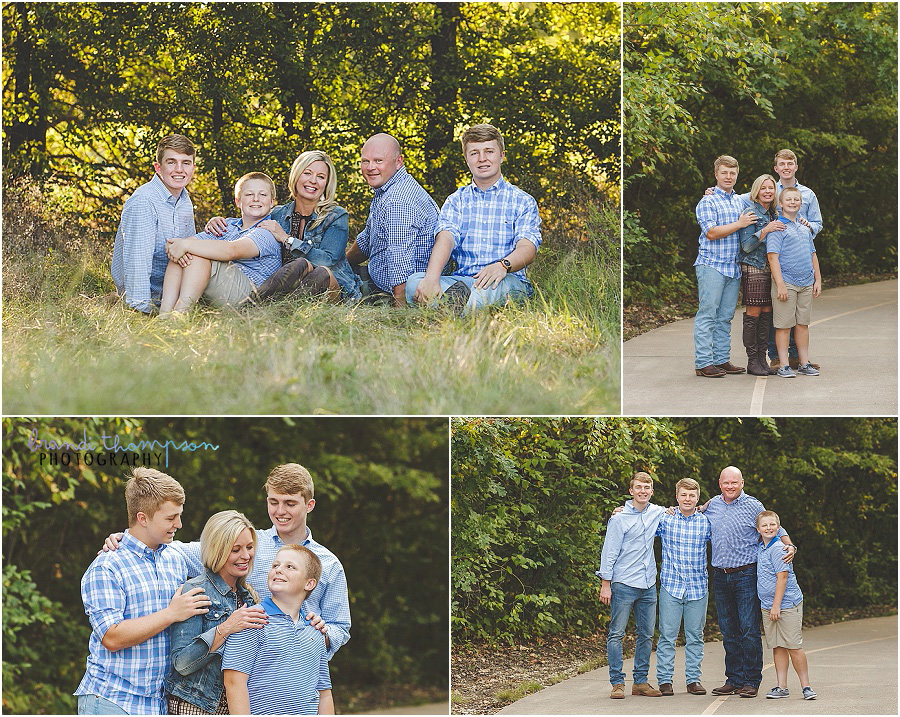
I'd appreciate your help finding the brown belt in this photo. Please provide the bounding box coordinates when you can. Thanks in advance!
[715,563,755,574]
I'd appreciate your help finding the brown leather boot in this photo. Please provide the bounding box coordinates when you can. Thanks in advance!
[297,266,333,297]
[253,258,311,301]
[756,311,777,374]
[743,314,768,376]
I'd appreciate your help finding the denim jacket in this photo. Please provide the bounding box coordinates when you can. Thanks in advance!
[738,201,778,269]
[164,569,256,712]
[270,202,363,300]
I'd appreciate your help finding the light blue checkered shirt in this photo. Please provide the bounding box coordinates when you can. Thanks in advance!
[597,501,666,589]
[111,173,196,312]
[437,176,542,286]
[656,510,711,600]
[704,491,785,569]
[756,537,803,610]
[222,597,331,715]
[694,187,743,279]
[172,525,350,659]
[192,216,282,286]
[355,167,439,292]
[75,530,188,714]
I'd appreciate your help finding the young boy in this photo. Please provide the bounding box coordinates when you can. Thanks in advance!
[756,511,816,700]
[160,172,282,313]
[74,468,212,715]
[693,155,757,377]
[655,478,711,696]
[111,135,197,313]
[766,186,822,378]
[406,123,542,314]
[223,545,334,715]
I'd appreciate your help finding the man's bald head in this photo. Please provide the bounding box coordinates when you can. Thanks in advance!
[718,465,744,502]
[360,133,404,189]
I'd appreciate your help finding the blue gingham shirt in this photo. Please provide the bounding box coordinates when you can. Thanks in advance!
[437,176,542,286]
[596,501,666,589]
[756,537,803,610]
[111,173,196,313]
[192,216,281,286]
[704,491,785,569]
[355,167,439,292]
[694,187,744,278]
[75,530,188,714]
[172,526,350,658]
[656,510,711,600]
[222,597,331,715]
[766,214,817,287]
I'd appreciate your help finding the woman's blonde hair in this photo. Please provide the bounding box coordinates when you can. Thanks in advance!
[749,174,778,205]
[200,510,259,602]
[287,150,338,230]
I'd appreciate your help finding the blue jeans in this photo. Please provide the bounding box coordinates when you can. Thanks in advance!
[712,566,763,688]
[607,583,657,685]
[77,695,129,715]
[404,272,531,314]
[656,586,708,684]
[768,324,798,361]
[694,264,740,369]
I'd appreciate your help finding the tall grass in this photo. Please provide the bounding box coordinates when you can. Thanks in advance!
[3,180,620,415]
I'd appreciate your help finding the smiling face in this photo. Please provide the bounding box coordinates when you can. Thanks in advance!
[757,514,780,541]
[718,468,744,503]
[139,500,183,549]
[154,150,195,197]
[268,548,317,598]
[360,135,403,189]
[774,157,798,183]
[676,487,699,514]
[267,490,315,541]
[219,527,255,586]
[234,178,276,223]
[629,479,654,509]
[714,165,738,192]
[779,189,803,216]
[464,139,505,188]
[294,160,329,205]
[757,178,777,206]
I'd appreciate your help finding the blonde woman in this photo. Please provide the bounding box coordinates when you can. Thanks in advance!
[165,511,269,715]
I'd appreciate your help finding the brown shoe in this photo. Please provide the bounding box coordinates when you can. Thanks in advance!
[711,683,738,695]
[713,361,746,374]
[696,365,726,378]
[738,686,759,698]
[659,683,674,696]
[610,683,625,699]
[769,357,780,369]
[632,683,663,697]
[686,682,707,695]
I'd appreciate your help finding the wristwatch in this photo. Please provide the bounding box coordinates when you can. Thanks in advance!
[499,258,512,272]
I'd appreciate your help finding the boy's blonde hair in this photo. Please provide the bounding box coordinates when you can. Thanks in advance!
[749,174,778,204]
[277,544,322,586]
[714,155,739,173]
[461,123,505,153]
[756,509,780,527]
[777,186,802,205]
[675,478,700,495]
[201,510,259,602]
[774,149,797,164]
[124,467,185,525]
[630,471,653,488]
[156,134,195,164]
[234,172,277,202]
[264,463,314,501]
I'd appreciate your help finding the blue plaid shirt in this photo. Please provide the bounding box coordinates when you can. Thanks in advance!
[694,187,743,279]
[75,530,188,714]
[656,510,711,600]
[704,491,785,569]
[437,176,542,286]
[172,526,350,659]
[112,174,196,312]
[192,216,281,286]
[355,167,439,292]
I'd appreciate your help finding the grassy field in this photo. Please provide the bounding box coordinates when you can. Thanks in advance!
[3,182,620,415]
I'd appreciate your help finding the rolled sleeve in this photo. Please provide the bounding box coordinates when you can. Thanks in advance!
[82,563,126,639]
[696,197,719,237]
[515,196,542,249]
[804,192,823,237]
[437,195,464,247]
[739,223,762,253]
[355,222,371,256]
[170,611,218,675]
[315,561,351,658]
[118,198,158,312]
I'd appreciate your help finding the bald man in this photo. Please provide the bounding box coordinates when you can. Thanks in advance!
[346,134,439,306]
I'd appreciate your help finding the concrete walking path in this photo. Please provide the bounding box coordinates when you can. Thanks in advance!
[499,614,896,714]
[623,280,897,415]
[358,702,449,715]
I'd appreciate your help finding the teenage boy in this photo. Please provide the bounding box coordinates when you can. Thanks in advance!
[111,135,197,314]
[75,468,212,715]
[756,511,816,700]
[406,124,542,314]
[346,133,440,306]
[102,463,350,659]
[694,156,757,378]
[655,478,711,697]
[223,545,334,715]
[160,172,282,313]
[597,472,666,699]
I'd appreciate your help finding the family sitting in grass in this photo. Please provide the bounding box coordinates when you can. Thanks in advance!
[692,150,823,378]
[111,124,542,317]
[597,469,815,701]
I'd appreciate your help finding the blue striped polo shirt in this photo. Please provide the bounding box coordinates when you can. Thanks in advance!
[222,597,330,715]
[757,537,803,610]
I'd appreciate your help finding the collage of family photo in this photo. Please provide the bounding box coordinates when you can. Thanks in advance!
[1,2,897,717]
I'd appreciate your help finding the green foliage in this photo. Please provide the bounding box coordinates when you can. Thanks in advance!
[624,2,898,305]
[2,417,448,714]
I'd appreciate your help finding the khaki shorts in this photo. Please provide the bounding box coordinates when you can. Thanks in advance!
[762,601,803,649]
[771,282,813,328]
[203,260,255,307]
